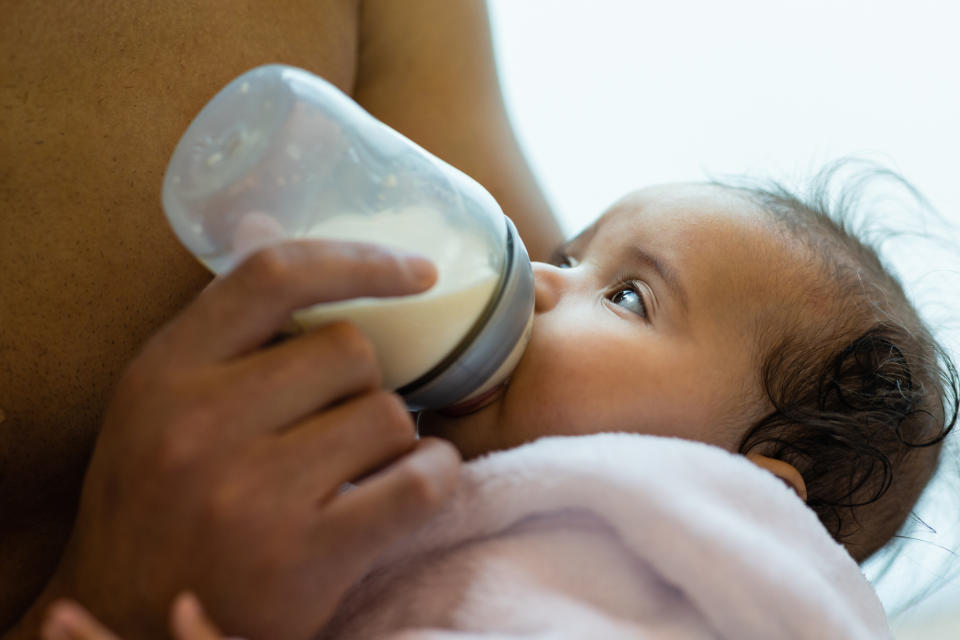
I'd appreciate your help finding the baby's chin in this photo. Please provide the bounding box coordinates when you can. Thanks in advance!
[417,395,504,460]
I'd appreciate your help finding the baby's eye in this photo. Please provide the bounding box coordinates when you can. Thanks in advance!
[556,253,577,269]
[610,282,648,318]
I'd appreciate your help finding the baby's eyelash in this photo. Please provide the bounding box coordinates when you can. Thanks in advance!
[609,274,649,320]
[549,254,649,320]
[551,249,576,268]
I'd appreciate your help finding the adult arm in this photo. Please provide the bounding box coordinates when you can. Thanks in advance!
[355,0,564,261]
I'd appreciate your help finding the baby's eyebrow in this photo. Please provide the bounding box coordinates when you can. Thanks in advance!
[547,244,568,266]
[624,245,689,312]
[548,225,598,265]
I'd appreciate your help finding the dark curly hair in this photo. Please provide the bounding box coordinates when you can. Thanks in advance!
[715,161,959,562]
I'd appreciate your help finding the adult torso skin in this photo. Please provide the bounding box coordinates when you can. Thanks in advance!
[0,0,561,629]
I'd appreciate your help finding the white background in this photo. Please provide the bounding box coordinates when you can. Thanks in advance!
[488,1,960,635]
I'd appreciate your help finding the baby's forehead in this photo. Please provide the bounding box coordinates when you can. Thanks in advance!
[583,183,825,319]
[598,183,767,230]
[575,184,776,263]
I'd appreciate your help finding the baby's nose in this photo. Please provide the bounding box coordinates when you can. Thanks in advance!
[532,262,566,313]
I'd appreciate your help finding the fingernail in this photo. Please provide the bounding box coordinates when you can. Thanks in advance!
[172,592,202,635]
[41,607,75,640]
[401,255,436,285]
[414,439,462,488]
[181,591,203,617]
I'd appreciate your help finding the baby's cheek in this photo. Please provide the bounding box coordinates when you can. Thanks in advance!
[501,318,608,436]
[504,367,594,441]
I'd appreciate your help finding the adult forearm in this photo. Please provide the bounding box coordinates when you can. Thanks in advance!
[356,0,565,263]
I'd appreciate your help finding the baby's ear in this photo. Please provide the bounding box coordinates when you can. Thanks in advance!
[746,453,808,502]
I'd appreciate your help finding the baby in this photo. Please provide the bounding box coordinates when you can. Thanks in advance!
[43,165,958,639]
[419,169,958,564]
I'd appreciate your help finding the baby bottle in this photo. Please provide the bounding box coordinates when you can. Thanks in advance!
[161,64,534,411]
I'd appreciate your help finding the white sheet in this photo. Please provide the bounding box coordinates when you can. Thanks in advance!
[319,433,891,639]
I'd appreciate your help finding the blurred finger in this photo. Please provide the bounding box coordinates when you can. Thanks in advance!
[170,593,226,640]
[158,240,436,364]
[41,600,121,640]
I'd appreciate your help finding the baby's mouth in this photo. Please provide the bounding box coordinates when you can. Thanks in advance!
[437,380,509,417]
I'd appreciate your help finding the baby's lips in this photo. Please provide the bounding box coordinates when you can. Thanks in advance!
[437,380,509,417]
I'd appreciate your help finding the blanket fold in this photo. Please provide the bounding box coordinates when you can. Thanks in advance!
[320,434,890,639]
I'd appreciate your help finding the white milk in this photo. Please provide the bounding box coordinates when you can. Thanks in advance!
[292,206,500,389]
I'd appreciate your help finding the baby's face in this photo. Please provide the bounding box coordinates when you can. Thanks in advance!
[419,183,806,459]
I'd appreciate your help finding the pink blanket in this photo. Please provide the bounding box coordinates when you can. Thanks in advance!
[319,433,890,639]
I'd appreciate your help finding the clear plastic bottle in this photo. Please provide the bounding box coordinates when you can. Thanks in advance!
[162,65,534,411]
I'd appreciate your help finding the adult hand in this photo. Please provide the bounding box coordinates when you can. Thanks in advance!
[30,241,461,640]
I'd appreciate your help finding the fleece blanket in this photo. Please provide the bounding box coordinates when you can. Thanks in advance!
[318,433,891,639]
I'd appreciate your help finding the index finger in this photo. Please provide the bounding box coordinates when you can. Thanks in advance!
[155,240,436,364]
[170,593,229,640]
[41,600,122,640]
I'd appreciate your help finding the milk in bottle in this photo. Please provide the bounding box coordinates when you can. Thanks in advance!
[162,64,535,410]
